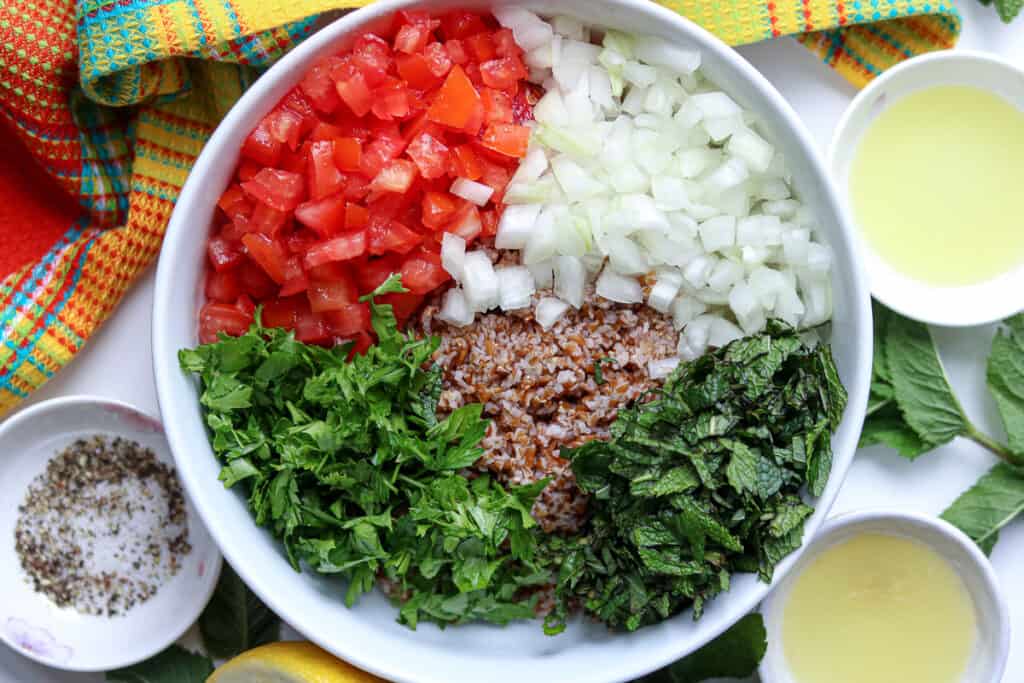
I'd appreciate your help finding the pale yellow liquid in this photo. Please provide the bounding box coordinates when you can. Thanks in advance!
[850,85,1024,286]
[782,533,977,683]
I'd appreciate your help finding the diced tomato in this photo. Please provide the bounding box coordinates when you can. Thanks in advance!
[440,11,489,40]
[464,98,485,136]
[421,191,457,229]
[479,123,531,158]
[241,118,282,166]
[329,137,362,172]
[199,303,253,344]
[370,159,418,194]
[237,260,278,299]
[342,173,372,201]
[286,229,319,255]
[450,144,483,180]
[354,254,403,293]
[242,168,305,211]
[360,135,406,178]
[335,70,373,117]
[207,235,244,271]
[205,269,241,303]
[300,57,342,113]
[308,277,359,312]
[398,9,440,28]
[352,34,393,86]
[235,294,256,317]
[308,140,345,200]
[267,107,304,150]
[261,296,304,329]
[445,39,468,65]
[423,42,453,78]
[492,28,521,58]
[445,203,482,241]
[217,184,251,218]
[400,250,451,294]
[347,331,374,357]
[466,33,496,62]
[396,52,442,91]
[478,157,513,203]
[368,217,422,255]
[281,88,317,127]
[303,231,368,269]
[242,233,290,284]
[345,202,370,230]
[405,132,450,179]
[323,303,372,336]
[249,203,289,236]
[427,66,481,131]
[481,88,514,124]
[372,79,412,121]
[377,292,425,326]
[277,146,308,174]
[310,121,345,141]
[480,57,528,91]
[295,309,331,344]
[237,160,262,182]
[295,194,347,237]
[279,263,309,297]
[394,23,431,54]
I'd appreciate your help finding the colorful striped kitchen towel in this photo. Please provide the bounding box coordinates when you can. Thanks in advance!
[0,0,959,414]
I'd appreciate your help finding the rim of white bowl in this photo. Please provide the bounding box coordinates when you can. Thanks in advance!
[0,395,222,672]
[829,49,1024,327]
[758,508,1012,683]
[152,2,873,682]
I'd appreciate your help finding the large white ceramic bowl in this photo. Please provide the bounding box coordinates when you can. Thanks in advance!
[152,2,872,681]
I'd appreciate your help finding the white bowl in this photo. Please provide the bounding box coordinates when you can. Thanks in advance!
[151,2,873,681]
[759,509,1011,683]
[829,50,1024,327]
[0,396,221,672]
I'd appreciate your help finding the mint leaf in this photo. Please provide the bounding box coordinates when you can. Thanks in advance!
[106,645,213,683]
[859,403,934,459]
[995,0,1023,22]
[199,563,280,659]
[886,312,967,446]
[637,613,767,682]
[986,314,1024,455]
[941,463,1024,555]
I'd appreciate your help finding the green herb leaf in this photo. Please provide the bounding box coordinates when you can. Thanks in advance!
[181,275,550,630]
[593,356,617,385]
[105,645,213,683]
[550,321,846,631]
[859,403,934,459]
[941,463,1024,555]
[886,311,967,447]
[637,613,767,682]
[994,0,1023,22]
[199,563,280,659]
[986,314,1024,456]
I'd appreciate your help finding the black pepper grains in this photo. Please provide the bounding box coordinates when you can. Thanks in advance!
[13,435,192,617]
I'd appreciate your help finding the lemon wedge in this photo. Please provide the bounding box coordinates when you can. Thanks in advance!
[207,641,386,683]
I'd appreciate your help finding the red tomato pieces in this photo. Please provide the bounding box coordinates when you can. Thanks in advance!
[202,9,533,346]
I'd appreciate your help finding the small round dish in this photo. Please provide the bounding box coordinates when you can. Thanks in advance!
[0,396,221,672]
[759,509,1011,683]
[829,50,1024,327]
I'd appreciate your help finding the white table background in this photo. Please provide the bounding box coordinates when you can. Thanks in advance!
[2,3,1021,680]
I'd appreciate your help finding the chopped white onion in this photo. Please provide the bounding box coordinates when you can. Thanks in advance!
[648,270,683,313]
[462,251,499,312]
[554,255,586,308]
[451,178,494,207]
[497,266,536,311]
[438,288,474,327]
[528,260,555,289]
[596,268,643,303]
[536,296,571,330]
[441,232,467,281]
[672,297,707,330]
[496,204,541,250]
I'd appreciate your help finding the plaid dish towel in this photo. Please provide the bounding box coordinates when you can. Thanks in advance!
[0,0,960,414]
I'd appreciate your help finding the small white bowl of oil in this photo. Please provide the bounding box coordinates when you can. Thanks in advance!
[758,509,1010,683]
[830,51,1024,326]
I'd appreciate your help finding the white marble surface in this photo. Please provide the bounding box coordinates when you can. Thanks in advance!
[2,2,1021,680]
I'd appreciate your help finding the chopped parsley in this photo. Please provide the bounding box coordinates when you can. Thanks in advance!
[180,275,550,629]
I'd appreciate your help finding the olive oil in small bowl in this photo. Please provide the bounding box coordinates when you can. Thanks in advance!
[830,51,1024,326]
[758,510,1009,683]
